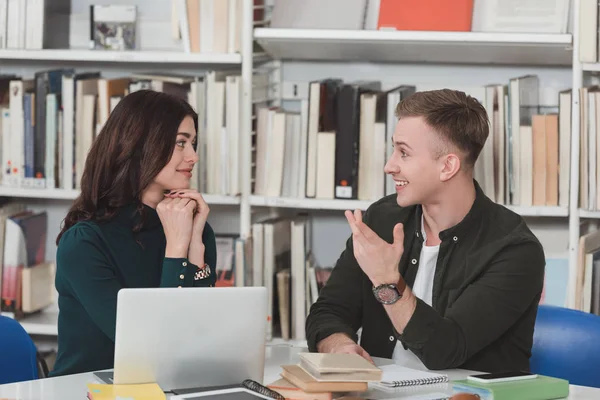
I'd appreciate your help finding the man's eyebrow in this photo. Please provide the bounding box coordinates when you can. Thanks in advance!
[393,140,412,150]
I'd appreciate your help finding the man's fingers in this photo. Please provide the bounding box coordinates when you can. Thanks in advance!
[350,210,380,243]
[393,223,405,248]
[345,210,361,236]
[358,346,374,364]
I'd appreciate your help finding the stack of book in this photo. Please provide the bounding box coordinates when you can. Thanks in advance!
[267,353,382,399]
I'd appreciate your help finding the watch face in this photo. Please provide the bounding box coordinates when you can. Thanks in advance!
[376,285,400,304]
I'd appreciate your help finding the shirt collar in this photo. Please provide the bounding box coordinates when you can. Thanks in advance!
[414,179,488,243]
[113,202,161,231]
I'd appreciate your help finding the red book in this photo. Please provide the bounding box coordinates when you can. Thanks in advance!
[377,0,474,32]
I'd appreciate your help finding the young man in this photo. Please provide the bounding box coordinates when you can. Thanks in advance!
[305,89,545,373]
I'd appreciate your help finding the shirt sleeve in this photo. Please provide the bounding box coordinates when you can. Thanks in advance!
[160,222,218,288]
[56,224,122,342]
[397,240,545,370]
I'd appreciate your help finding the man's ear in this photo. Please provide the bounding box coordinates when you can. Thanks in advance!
[440,153,461,182]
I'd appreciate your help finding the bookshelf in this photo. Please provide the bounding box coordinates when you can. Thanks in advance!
[251,0,584,317]
[0,0,592,338]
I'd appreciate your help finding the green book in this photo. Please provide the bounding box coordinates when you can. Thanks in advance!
[452,375,569,400]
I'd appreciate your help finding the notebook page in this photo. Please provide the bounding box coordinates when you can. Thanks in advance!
[372,364,449,388]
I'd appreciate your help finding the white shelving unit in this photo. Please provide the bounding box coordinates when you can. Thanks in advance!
[0,0,590,337]
[253,4,583,312]
[0,0,256,337]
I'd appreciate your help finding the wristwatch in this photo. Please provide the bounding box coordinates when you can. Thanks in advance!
[372,277,407,305]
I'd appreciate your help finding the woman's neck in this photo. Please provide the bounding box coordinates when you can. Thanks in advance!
[140,185,164,209]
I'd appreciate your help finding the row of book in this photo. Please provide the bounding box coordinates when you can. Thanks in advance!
[176,0,265,54]
[270,0,570,34]
[0,200,53,318]
[0,0,70,50]
[0,69,245,196]
[254,75,571,207]
[574,228,600,314]
[250,215,333,342]
[578,85,600,211]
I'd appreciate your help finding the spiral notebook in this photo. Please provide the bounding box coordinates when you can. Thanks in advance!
[371,365,449,390]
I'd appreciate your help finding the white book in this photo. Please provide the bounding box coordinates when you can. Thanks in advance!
[5,0,19,48]
[61,75,74,190]
[297,99,309,198]
[45,93,57,189]
[315,131,336,199]
[0,0,8,48]
[372,122,386,200]
[358,93,376,201]
[579,0,598,62]
[251,223,264,287]
[589,91,597,210]
[265,112,286,197]
[0,108,9,184]
[519,126,533,207]
[225,76,241,195]
[291,217,308,340]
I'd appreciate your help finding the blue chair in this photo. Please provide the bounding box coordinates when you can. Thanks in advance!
[530,305,600,388]
[0,315,39,384]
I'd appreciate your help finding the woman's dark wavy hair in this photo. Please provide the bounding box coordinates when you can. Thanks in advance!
[56,89,198,245]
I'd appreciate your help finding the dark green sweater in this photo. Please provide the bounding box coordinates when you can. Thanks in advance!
[50,203,217,377]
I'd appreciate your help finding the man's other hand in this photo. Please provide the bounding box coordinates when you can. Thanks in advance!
[316,333,374,364]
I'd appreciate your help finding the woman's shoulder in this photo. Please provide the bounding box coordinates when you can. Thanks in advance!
[57,220,105,254]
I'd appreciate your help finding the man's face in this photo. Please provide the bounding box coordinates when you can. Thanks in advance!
[384,116,448,207]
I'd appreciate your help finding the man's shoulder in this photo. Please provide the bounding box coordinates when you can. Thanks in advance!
[478,200,544,260]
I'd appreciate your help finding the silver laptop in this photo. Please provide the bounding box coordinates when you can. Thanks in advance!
[112,287,268,391]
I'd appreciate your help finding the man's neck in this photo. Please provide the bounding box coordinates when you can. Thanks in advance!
[422,177,476,246]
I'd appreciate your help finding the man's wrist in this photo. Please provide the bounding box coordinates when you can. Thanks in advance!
[317,333,354,353]
[371,271,401,288]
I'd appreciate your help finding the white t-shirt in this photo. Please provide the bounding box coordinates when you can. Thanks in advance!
[392,215,439,364]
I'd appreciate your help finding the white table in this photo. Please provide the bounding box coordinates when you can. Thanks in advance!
[0,344,598,399]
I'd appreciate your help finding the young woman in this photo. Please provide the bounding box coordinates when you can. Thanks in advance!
[49,90,216,376]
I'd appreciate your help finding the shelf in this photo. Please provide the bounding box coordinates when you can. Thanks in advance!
[254,28,573,66]
[582,63,600,72]
[1,310,58,336]
[579,209,600,218]
[250,195,373,211]
[0,49,242,65]
[0,187,80,200]
[0,186,241,205]
[251,196,569,216]
[505,205,569,217]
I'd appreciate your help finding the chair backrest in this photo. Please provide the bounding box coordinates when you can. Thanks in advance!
[0,315,39,384]
[530,305,600,388]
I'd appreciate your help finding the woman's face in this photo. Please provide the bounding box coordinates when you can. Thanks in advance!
[153,116,199,191]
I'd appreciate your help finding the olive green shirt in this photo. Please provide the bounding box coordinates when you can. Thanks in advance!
[50,203,217,377]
